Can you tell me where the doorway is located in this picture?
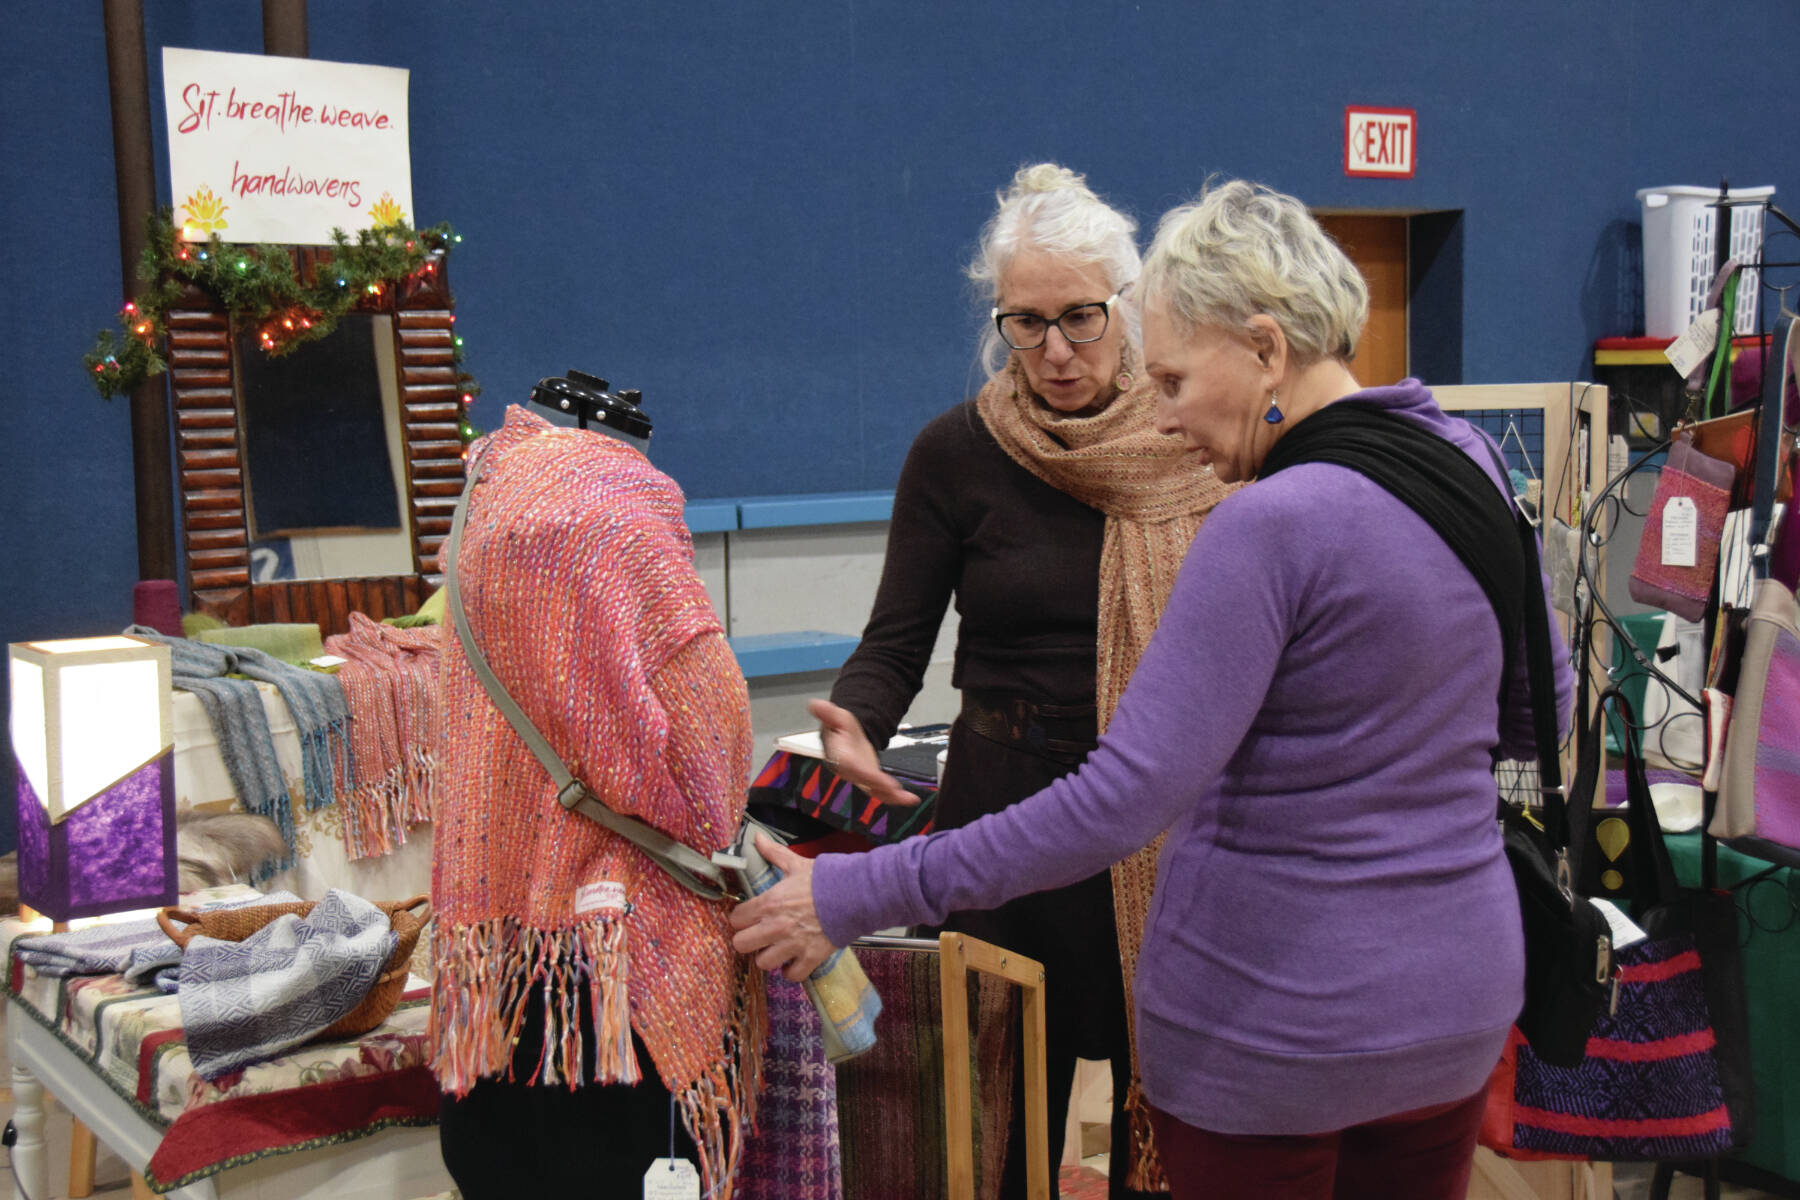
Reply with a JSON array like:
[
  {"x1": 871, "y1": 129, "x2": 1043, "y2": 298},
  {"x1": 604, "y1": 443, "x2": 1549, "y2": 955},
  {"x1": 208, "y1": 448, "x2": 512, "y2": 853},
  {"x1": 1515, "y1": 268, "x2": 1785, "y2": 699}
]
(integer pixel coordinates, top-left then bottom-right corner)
[{"x1": 1315, "y1": 213, "x2": 1409, "y2": 387}]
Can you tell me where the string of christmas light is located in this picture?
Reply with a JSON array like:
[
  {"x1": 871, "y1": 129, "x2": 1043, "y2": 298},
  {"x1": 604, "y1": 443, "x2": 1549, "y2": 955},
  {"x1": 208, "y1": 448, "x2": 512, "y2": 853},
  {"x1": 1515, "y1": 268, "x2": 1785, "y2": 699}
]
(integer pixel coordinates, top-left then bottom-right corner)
[{"x1": 85, "y1": 209, "x2": 481, "y2": 446}]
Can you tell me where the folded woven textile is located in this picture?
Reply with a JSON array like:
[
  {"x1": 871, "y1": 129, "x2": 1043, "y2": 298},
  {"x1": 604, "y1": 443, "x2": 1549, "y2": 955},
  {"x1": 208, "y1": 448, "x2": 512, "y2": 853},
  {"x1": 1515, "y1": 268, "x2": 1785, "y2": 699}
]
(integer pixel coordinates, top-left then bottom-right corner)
[
  {"x1": 194, "y1": 623, "x2": 326, "y2": 666},
  {"x1": 127, "y1": 628, "x2": 350, "y2": 860},
  {"x1": 11, "y1": 890, "x2": 300, "y2": 978},
  {"x1": 322, "y1": 615, "x2": 443, "y2": 859},
  {"x1": 179, "y1": 888, "x2": 396, "y2": 1079}
]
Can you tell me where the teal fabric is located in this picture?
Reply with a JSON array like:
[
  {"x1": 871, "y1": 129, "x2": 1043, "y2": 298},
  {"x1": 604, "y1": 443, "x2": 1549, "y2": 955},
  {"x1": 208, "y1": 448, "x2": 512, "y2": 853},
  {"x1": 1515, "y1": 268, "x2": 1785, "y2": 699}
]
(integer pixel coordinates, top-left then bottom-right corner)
[
  {"x1": 1606, "y1": 613, "x2": 1667, "y2": 755},
  {"x1": 1667, "y1": 833, "x2": 1800, "y2": 1183}
]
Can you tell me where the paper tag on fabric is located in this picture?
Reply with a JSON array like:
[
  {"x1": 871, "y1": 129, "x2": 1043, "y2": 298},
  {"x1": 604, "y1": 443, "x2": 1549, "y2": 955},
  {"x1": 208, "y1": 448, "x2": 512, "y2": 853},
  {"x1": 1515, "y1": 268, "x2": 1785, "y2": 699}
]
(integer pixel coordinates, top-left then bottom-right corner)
[
  {"x1": 644, "y1": 1159, "x2": 700, "y2": 1199},
  {"x1": 575, "y1": 881, "x2": 627, "y2": 916},
  {"x1": 1590, "y1": 897, "x2": 1648, "y2": 951},
  {"x1": 1608, "y1": 435, "x2": 1630, "y2": 483},
  {"x1": 1662, "y1": 496, "x2": 1699, "y2": 567},
  {"x1": 1665, "y1": 308, "x2": 1721, "y2": 377}
]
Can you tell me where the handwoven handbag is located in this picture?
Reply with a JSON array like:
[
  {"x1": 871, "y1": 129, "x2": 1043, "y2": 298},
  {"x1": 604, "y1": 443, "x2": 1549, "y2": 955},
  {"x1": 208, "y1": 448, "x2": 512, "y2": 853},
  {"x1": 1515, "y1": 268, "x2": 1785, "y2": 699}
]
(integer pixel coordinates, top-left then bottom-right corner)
[
  {"x1": 1627, "y1": 435, "x2": 1736, "y2": 623},
  {"x1": 1709, "y1": 578, "x2": 1800, "y2": 846},
  {"x1": 156, "y1": 894, "x2": 431, "y2": 1040},
  {"x1": 1488, "y1": 689, "x2": 1754, "y2": 1161},
  {"x1": 1687, "y1": 406, "x2": 1794, "y2": 513}
]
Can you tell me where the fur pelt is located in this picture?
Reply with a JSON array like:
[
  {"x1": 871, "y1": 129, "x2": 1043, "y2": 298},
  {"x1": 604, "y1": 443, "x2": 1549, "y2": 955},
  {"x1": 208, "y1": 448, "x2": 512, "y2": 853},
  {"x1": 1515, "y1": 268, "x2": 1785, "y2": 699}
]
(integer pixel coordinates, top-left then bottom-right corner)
[{"x1": 0, "y1": 812, "x2": 286, "y2": 913}]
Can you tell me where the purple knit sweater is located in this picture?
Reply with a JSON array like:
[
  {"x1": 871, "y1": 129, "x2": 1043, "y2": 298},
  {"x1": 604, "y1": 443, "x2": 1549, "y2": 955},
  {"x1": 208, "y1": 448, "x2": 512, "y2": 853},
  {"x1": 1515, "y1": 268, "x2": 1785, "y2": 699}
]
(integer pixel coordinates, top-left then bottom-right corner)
[{"x1": 811, "y1": 380, "x2": 1574, "y2": 1135}]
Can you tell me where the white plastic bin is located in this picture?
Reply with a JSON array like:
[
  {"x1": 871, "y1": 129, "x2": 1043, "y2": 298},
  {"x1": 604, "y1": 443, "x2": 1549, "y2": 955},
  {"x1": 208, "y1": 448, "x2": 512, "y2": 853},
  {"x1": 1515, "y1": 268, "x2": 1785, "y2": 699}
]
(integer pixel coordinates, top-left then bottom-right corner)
[{"x1": 1636, "y1": 184, "x2": 1774, "y2": 338}]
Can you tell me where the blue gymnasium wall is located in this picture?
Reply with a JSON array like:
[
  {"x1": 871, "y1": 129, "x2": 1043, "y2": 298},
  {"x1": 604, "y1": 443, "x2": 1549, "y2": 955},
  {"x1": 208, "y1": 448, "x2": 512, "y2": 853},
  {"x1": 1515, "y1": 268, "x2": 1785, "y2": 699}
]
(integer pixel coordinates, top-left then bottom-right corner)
[{"x1": 3, "y1": 0, "x2": 1798, "y2": 851}]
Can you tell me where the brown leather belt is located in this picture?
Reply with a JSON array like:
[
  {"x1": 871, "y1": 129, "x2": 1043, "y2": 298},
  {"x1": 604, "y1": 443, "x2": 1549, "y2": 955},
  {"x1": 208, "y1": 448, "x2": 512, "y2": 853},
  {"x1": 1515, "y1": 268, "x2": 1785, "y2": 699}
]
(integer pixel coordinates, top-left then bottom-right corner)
[{"x1": 958, "y1": 689, "x2": 1099, "y2": 761}]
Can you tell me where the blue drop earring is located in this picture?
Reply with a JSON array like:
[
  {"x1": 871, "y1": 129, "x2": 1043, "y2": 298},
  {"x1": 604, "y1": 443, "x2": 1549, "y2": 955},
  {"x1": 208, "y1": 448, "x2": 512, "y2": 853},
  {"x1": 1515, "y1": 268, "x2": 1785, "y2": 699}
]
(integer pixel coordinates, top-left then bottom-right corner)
[{"x1": 1263, "y1": 387, "x2": 1284, "y2": 424}]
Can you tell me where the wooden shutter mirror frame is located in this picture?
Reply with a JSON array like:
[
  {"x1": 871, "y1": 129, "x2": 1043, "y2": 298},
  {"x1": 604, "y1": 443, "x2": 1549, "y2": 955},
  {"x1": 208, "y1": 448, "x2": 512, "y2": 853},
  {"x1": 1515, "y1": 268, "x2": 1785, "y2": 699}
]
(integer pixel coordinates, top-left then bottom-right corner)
[{"x1": 166, "y1": 246, "x2": 465, "y2": 636}]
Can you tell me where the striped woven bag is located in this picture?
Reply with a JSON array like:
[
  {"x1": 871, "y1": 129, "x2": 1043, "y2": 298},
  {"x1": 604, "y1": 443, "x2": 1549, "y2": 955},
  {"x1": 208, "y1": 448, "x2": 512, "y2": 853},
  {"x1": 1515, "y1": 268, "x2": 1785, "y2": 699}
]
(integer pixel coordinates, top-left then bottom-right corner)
[{"x1": 1486, "y1": 690, "x2": 1752, "y2": 1161}]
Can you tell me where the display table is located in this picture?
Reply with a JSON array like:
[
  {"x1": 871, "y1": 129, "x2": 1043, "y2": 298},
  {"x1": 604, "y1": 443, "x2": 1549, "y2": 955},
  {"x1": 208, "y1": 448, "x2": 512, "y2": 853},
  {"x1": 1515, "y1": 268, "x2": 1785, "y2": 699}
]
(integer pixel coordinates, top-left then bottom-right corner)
[
  {"x1": 172, "y1": 685, "x2": 434, "y2": 907},
  {"x1": 3, "y1": 891, "x2": 450, "y2": 1199}
]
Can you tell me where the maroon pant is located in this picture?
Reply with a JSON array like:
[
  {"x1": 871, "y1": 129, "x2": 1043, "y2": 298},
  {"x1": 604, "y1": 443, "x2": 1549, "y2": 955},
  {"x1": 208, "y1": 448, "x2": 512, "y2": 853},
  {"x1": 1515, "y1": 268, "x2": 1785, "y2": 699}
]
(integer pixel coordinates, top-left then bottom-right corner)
[{"x1": 1148, "y1": 1088, "x2": 1488, "y2": 1200}]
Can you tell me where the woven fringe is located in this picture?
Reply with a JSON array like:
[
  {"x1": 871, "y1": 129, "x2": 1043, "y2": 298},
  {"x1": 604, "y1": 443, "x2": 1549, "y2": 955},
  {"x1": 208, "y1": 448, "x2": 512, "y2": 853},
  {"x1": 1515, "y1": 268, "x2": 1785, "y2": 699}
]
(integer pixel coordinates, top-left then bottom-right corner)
[
  {"x1": 299, "y1": 718, "x2": 352, "y2": 812},
  {"x1": 431, "y1": 916, "x2": 637, "y2": 1096},
  {"x1": 1111, "y1": 833, "x2": 1168, "y2": 1191},
  {"x1": 340, "y1": 749, "x2": 435, "y2": 861},
  {"x1": 431, "y1": 918, "x2": 765, "y2": 1199},
  {"x1": 677, "y1": 969, "x2": 766, "y2": 1200}
]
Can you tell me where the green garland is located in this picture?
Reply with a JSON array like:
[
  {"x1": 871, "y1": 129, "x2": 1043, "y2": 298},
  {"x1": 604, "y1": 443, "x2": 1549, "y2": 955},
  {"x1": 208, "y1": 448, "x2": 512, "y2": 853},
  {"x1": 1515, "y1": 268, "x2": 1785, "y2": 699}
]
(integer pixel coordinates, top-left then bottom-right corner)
[{"x1": 84, "y1": 209, "x2": 481, "y2": 426}]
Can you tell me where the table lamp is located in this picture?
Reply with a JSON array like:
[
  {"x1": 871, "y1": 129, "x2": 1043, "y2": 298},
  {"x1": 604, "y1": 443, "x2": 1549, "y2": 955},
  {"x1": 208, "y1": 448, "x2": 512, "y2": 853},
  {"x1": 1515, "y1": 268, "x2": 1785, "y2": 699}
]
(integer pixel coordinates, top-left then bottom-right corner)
[{"x1": 9, "y1": 635, "x2": 177, "y2": 921}]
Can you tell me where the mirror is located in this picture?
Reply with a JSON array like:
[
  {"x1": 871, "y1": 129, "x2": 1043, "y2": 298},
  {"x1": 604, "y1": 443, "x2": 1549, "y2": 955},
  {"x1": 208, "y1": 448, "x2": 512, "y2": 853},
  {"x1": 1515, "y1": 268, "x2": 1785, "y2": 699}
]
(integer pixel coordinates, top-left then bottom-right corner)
[
  {"x1": 235, "y1": 313, "x2": 414, "y2": 583},
  {"x1": 166, "y1": 248, "x2": 464, "y2": 636}
]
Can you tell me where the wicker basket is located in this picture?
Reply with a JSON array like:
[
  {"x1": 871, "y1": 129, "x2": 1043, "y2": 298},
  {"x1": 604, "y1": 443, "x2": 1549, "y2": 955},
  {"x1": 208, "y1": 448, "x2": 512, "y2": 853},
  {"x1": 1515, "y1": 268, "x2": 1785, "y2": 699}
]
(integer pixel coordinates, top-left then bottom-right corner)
[{"x1": 157, "y1": 894, "x2": 432, "y2": 1040}]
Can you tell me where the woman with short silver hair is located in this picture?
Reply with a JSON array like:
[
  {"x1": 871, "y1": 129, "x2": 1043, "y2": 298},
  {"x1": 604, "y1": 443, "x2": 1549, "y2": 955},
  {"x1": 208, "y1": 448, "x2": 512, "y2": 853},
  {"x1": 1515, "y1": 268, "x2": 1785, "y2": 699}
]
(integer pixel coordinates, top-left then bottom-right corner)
[
  {"x1": 738, "y1": 178, "x2": 1571, "y2": 1198},
  {"x1": 807, "y1": 163, "x2": 1231, "y2": 1197}
]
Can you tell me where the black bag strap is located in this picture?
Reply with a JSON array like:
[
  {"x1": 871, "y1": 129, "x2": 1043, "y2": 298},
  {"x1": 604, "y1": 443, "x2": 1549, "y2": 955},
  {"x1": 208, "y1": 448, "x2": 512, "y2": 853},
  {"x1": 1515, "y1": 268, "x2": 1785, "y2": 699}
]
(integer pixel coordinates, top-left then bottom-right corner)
[
  {"x1": 1259, "y1": 402, "x2": 1567, "y2": 844},
  {"x1": 1569, "y1": 687, "x2": 1683, "y2": 915},
  {"x1": 1473, "y1": 438, "x2": 1570, "y2": 849},
  {"x1": 443, "y1": 469, "x2": 743, "y2": 902}
]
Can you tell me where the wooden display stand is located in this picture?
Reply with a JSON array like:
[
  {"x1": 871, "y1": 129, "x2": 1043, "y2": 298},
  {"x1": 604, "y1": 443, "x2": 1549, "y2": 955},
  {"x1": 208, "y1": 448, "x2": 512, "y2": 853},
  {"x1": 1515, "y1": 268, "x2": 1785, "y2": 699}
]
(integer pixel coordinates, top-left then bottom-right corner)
[{"x1": 940, "y1": 932, "x2": 1049, "y2": 1200}]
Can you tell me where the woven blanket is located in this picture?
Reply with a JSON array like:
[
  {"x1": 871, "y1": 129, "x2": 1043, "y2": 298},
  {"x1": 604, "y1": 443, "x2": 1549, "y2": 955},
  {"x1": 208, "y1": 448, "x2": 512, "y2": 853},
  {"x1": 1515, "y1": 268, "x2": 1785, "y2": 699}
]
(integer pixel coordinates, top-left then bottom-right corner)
[
  {"x1": 14, "y1": 916, "x2": 173, "y2": 977},
  {"x1": 11, "y1": 890, "x2": 301, "y2": 978},
  {"x1": 122, "y1": 890, "x2": 305, "y2": 987},
  {"x1": 735, "y1": 979, "x2": 843, "y2": 1200},
  {"x1": 128, "y1": 629, "x2": 350, "y2": 860},
  {"x1": 836, "y1": 943, "x2": 1016, "y2": 1200},
  {"x1": 180, "y1": 889, "x2": 396, "y2": 1079},
  {"x1": 323, "y1": 615, "x2": 444, "y2": 860}
]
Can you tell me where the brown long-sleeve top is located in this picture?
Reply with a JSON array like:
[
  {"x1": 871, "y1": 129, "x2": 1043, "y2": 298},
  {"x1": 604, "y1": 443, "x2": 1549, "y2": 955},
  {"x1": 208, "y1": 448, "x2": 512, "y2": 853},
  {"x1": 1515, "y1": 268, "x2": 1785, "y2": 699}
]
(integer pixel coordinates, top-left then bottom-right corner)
[{"x1": 829, "y1": 400, "x2": 1105, "y2": 750}]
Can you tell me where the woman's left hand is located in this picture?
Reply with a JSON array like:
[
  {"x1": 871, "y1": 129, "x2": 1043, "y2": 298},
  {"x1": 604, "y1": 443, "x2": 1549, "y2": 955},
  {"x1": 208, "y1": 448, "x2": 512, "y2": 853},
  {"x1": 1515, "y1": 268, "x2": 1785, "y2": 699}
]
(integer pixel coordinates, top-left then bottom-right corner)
[{"x1": 730, "y1": 834, "x2": 837, "y2": 981}]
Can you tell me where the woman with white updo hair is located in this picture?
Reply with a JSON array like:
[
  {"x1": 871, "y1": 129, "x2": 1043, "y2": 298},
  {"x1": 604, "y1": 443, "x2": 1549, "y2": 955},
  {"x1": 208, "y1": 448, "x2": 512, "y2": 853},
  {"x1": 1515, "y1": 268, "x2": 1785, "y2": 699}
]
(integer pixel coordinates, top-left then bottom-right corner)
[
  {"x1": 797, "y1": 164, "x2": 1232, "y2": 1196},
  {"x1": 736, "y1": 177, "x2": 1572, "y2": 1197}
]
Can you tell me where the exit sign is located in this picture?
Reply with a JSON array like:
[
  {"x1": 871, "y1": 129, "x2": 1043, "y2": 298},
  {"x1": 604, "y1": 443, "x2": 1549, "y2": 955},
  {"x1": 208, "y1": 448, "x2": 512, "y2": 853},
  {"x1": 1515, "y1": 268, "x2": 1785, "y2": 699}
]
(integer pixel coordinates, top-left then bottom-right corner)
[{"x1": 1344, "y1": 107, "x2": 1416, "y2": 178}]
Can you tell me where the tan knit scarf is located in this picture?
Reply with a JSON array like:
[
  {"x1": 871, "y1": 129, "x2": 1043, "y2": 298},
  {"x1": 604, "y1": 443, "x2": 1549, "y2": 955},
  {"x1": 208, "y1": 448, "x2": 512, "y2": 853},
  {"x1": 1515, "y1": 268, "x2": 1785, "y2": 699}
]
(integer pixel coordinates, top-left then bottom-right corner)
[{"x1": 977, "y1": 358, "x2": 1236, "y2": 1190}]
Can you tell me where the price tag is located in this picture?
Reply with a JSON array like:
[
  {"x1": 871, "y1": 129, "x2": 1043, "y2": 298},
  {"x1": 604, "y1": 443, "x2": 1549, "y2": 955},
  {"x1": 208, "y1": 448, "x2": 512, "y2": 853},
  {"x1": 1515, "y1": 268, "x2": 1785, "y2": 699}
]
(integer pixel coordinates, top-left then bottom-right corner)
[
  {"x1": 1662, "y1": 496, "x2": 1699, "y2": 567},
  {"x1": 1665, "y1": 308, "x2": 1721, "y2": 377},
  {"x1": 575, "y1": 880, "x2": 627, "y2": 916},
  {"x1": 644, "y1": 1158, "x2": 700, "y2": 1200}
]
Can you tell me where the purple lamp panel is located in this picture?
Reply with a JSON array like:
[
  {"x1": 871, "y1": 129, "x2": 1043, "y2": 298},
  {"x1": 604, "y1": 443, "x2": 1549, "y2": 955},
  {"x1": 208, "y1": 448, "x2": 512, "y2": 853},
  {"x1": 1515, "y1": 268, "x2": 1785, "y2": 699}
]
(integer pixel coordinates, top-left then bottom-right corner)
[{"x1": 15, "y1": 751, "x2": 178, "y2": 920}]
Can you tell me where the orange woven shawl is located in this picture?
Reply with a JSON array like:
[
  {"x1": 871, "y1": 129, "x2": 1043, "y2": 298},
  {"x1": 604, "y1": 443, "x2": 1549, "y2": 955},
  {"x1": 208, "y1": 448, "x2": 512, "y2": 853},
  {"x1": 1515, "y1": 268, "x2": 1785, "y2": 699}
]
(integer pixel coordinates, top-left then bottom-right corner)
[{"x1": 431, "y1": 407, "x2": 761, "y2": 1195}]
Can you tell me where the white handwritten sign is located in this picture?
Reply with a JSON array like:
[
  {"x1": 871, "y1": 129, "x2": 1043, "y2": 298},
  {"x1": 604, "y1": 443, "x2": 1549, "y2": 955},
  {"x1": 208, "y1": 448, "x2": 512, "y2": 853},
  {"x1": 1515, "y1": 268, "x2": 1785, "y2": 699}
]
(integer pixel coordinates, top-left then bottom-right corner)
[{"x1": 163, "y1": 47, "x2": 412, "y2": 245}]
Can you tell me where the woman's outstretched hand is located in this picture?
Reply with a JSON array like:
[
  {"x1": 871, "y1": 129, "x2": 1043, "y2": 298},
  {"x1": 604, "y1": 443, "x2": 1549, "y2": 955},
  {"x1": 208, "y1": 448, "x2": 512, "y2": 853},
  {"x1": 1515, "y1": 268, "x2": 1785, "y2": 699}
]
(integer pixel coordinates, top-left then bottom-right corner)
[
  {"x1": 808, "y1": 698, "x2": 919, "y2": 807},
  {"x1": 730, "y1": 834, "x2": 836, "y2": 981}
]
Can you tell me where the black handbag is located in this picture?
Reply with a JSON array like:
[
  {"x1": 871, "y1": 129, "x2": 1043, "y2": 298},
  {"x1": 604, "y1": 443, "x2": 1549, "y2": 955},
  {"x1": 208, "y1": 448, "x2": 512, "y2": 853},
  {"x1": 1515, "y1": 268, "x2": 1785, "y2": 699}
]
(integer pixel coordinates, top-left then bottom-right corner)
[
  {"x1": 1503, "y1": 685, "x2": 1756, "y2": 1154},
  {"x1": 1492, "y1": 464, "x2": 1617, "y2": 1068}
]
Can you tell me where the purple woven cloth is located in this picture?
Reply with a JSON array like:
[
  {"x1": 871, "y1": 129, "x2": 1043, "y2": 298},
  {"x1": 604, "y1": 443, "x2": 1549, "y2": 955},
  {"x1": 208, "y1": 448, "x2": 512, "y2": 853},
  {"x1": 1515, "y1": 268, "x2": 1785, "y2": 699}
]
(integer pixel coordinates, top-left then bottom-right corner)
[
  {"x1": 1751, "y1": 626, "x2": 1800, "y2": 848},
  {"x1": 734, "y1": 979, "x2": 842, "y2": 1200}
]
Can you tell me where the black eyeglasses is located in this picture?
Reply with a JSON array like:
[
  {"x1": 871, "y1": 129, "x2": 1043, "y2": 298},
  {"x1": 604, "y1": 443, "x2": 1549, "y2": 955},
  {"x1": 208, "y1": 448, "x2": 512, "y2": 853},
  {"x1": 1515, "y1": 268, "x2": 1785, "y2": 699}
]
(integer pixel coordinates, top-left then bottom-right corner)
[{"x1": 991, "y1": 293, "x2": 1120, "y2": 351}]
